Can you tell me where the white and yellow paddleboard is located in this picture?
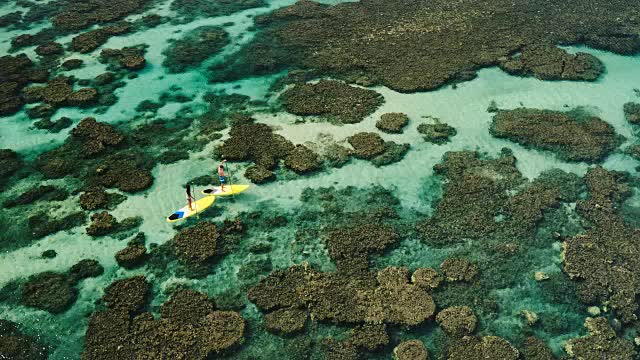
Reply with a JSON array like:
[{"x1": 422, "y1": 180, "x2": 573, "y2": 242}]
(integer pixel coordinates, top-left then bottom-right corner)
[
  {"x1": 202, "y1": 184, "x2": 250, "y2": 196},
  {"x1": 166, "y1": 196, "x2": 216, "y2": 222}
]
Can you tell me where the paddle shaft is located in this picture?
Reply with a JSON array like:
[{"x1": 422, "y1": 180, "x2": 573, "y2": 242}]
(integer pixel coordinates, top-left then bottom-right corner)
[{"x1": 224, "y1": 160, "x2": 235, "y2": 199}]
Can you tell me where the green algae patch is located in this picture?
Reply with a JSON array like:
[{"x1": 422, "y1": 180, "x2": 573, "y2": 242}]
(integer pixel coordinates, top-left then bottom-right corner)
[
  {"x1": 280, "y1": 80, "x2": 384, "y2": 124},
  {"x1": 162, "y1": 26, "x2": 230, "y2": 73},
  {"x1": 490, "y1": 108, "x2": 622, "y2": 163}
]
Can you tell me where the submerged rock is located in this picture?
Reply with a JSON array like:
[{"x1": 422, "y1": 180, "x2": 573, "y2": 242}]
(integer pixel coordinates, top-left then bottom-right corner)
[
  {"x1": 499, "y1": 45, "x2": 604, "y2": 81},
  {"x1": 376, "y1": 113, "x2": 409, "y2": 133},
  {"x1": 490, "y1": 108, "x2": 622, "y2": 162},
  {"x1": 280, "y1": 80, "x2": 384, "y2": 124}
]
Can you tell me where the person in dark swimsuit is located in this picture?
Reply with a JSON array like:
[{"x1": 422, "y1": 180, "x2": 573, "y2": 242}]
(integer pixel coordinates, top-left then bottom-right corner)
[
  {"x1": 186, "y1": 184, "x2": 194, "y2": 211},
  {"x1": 218, "y1": 160, "x2": 227, "y2": 191}
]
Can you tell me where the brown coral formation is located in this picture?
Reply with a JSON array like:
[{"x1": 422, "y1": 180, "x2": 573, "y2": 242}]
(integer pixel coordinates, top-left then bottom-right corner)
[
  {"x1": 163, "y1": 26, "x2": 230, "y2": 73},
  {"x1": 562, "y1": 167, "x2": 640, "y2": 322},
  {"x1": 218, "y1": 120, "x2": 294, "y2": 169},
  {"x1": 412, "y1": 268, "x2": 443, "y2": 289},
  {"x1": 440, "y1": 258, "x2": 478, "y2": 282},
  {"x1": 83, "y1": 286, "x2": 246, "y2": 359},
  {"x1": 394, "y1": 339, "x2": 428, "y2": 360},
  {"x1": 436, "y1": 306, "x2": 477, "y2": 337},
  {"x1": 623, "y1": 102, "x2": 640, "y2": 125},
  {"x1": 0, "y1": 54, "x2": 47, "y2": 116},
  {"x1": 100, "y1": 47, "x2": 147, "y2": 71},
  {"x1": 249, "y1": 264, "x2": 436, "y2": 328},
  {"x1": 244, "y1": 165, "x2": 275, "y2": 183},
  {"x1": 21, "y1": 272, "x2": 76, "y2": 314},
  {"x1": 71, "y1": 117, "x2": 124, "y2": 156},
  {"x1": 348, "y1": 132, "x2": 386, "y2": 160},
  {"x1": 499, "y1": 45, "x2": 604, "y2": 81},
  {"x1": 0, "y1": 320, "x2": 48, "y2": 359},
  {"x1": 490, "y1": 108, "x2": 622, "y2": 162},
  {"x1": 417, "y1": 150, "x2": 522, "y2": 244},
  {"x1": 52, "y1": 0, "x2": 146, "y2": 32},
  {"x1": 214, "y1": 0, "x2": 640, "y2": 91},
  {"x1": 173, "y1": 221, "x2": 222, "y2": 264},
  {"x1": 327, "y1": 224, "x2": 399, "y2": 274},
  {"x1": 115, "y1": 244, "x2": 147, "y2": 269},
  {"x1": 71, "y1": 22, "x2": 132, "y2": 53},
  {"x1": 377, "y1": 113, "x2": 409, "y2": 133},
  {"x1": 19, "y1": 260, "x2": 103, "y2": 314},
  {"x1": 417, "y1": 123, "x2": 457, "y2": 144},
  {"x1": 565, "y1": 317, "x2": 636, "y2": 359},
  {"x1": 280, "y1": 80, "x2": 384, "y2": 124},
  {"x1": 447, "y1": 336, "x2": 519, "y2": 360},
  {"x1": 284, "y1": 144, "x2": 321, "y2": 174},
  {"x1": 264, "y1": 307, "x2": 308, "y2": 335},
  {"x1": 23, "y1": 77, "x2": 100, "y2": 115}
]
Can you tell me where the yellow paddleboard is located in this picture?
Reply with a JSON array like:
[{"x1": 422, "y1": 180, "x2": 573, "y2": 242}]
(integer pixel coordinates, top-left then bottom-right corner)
[
  {"x1": 166, "y1": 196, "x2": 216, "y2": 222},
  {"x1": 202, "y1": 184, "x2": 250, "y2": 196}
]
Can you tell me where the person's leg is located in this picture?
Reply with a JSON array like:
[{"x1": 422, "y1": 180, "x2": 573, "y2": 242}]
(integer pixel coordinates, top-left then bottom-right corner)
[{"x1": 220, "y1": 176, "x2": 225, "y2": 191}]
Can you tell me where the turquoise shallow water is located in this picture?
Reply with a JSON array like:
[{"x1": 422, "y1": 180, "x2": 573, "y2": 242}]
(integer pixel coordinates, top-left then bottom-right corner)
[{"x1": 1, "y1": 0, "x2": 640, "y2": 359}]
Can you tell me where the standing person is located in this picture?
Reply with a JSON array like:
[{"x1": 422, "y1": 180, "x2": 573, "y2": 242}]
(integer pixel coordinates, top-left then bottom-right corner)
[
  {"x1": 218, "y1": 159, "x2": 227, "y2": 192},
  {"x1": 186, "y1": 184, "x2": 194, "y2": 211}
]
